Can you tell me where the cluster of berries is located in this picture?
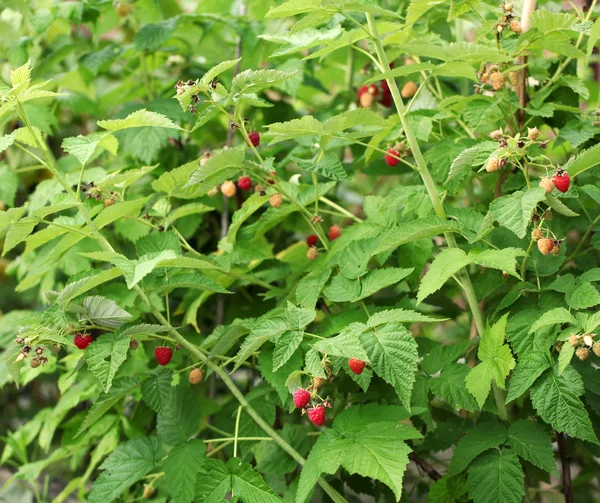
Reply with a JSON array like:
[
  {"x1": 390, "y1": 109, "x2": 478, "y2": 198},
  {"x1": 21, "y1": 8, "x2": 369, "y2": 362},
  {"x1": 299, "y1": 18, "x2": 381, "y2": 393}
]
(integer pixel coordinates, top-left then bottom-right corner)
[
  {"x1": 80, "y1": 182, "x2": 118, "y2": 208},
  {"x1": 384, "y1": 141, "x2": 411, "y2": 167},
  {"x1": 496, "y1": 2, "x2": 522, "y2": 35},
  {"x1": 594, "y1": 108, "x2": 600, "y2": 127},
  {"x1": 485, "y1": 127, "x2": 549, "y2": 173},
  {"x1": 568, "y1": 332, "x2": 600, "y2": 361},
  {"x1": 14, "y1": 336, "x2": 48, "y2": 367},
  {"x1": 531, "y1": 228, "x2": 562, "y2": 256},
  {"x1": 539, "y1": 168, "x2": 571, "y2": 194},
  {"x1": 357, "y1": 79, "x2": 417, "y2": 108},
  {"x1": 306, "y1": 225, "x2": 342, "y2": 260}
]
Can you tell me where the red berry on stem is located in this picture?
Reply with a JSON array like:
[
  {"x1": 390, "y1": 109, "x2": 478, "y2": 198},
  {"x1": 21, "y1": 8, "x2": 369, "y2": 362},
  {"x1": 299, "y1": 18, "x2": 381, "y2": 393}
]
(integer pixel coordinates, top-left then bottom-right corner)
[
  {"x1": 307, "y1": 406, "x2": 326, "y2": 426},
  {"x1": 348, "y1": 358, "x2": 366, "y2": 375},
  {"x1": 247, "y1": 131, "x2": 260, "y2": 147},
  {"x1": 74, "y1": 333, "x2": 93, "y2": 350},
  {"x1": 385, "y1": 149, "x2": 400, "y2": 167},
  {"x1": 328, "y1": 225, "x2": 341, "y2": 241},
  {"x1": 237, "y1": 176, "x2": 252, "y2": 191},
  {"x1": 293, "y1": 389, "x2": 311, "y2": 409},
  {"x1": 306, "y1": 234, "x2": 318, "y2": 247},
  {"x1": 552, "y1": 170, "x2": 570, "y2": 193},
  {"x1": 155, "y1": 346, "x2": 173, "y2": 366}
]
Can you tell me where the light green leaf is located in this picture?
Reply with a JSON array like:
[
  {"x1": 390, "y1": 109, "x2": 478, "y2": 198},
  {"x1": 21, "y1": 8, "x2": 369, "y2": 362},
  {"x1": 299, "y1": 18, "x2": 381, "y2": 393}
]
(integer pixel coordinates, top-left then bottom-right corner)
[
  {"x1": 467, "y1": 449, "x2": 524, "y2": 503},
  {"x1": 363, "y1": 63, "x2": 435, "y2": 85},
  {"x1": 296, "y1": 267, "x2": 332, "y2": 308},
  {"x1": 94, "y1": 197, "x2": 151, "y2": 229},
  {"x1": 417, "y1": 248, "x2": 473, "y2": 304},
  {"x1": 232, "y1": 69, "x2": 297, "y2": 94},
  {"x1": 81, "y1": 296, "x2": 133, "y2": 329},
  {"x1": 88, "y1": 436, "x2": 163, "y2": 503},
  {"x1": 84, "y1": 333, "x2": 130, "y2": 392},
  {"x1": 234, "y1": 315, "x2": 289, "y2": 370},
  {"x1": 165, "y1": 440, "x2": 207, "y2": 503},
  {"x1": 62, "y1": 132, "x2": 117, "y2": 166},
  {"x1": 265, "y1": 0, "x2": 321, "y2": 18},
  {"x1": 313, "y1": 323, "x2": 369, "y2": 360},
  {"x1": 294, "y1": 152, "x2": 350, "y2": 181},
  {"x1": 187, "y1": 147, "x2": 245, "y2": 189},
  {"x1": 421, "y1": 341, "x2": 471, "y2": 375},
  {"x1": 264, "y1": 115, "x2": 325, "y2": 144},
  {"x1": 469, "y1": 247, "x2": 526, "y2": 279},
  {"x1": 566, "y1": 282, "x2": 600, "y2": 309},
  {"x1": 564, "y1": 142, "x2": 600, "y2": 178},
  {"x1": 490, "y1": 188, "x2": 546, "y2": 239},
  {"x1": 529, "y1": 307, "x2": 577, "y2": 334},
  {"x1": 367, "y1": 308, "x2": 445, "y2": 328},
  {"x1": 111, "y1": 250, "x2": 178, "y2": 289},
  {"x1": 97, "y1": 109, "x2": 180, "y2": 132},
  {"x1": 375, "y1": 217, "x2": 461, "y2": 254},
  {"x1": 273, "y1": 330, "x2": 304, "y2": 371}
]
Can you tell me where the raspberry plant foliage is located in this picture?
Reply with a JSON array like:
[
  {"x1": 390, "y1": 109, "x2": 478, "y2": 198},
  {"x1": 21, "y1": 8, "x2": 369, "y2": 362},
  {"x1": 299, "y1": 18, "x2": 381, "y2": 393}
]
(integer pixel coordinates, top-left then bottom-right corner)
[{"x1": 0, "y1": 1, "x2": 600, "y2": 502}]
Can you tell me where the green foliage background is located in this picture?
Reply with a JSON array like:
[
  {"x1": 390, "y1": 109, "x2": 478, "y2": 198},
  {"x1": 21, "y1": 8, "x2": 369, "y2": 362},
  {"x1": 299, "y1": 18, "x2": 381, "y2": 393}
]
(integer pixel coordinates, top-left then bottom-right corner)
[{"x1": 0, "y1": 0, "x2": 599, "y2": 502}]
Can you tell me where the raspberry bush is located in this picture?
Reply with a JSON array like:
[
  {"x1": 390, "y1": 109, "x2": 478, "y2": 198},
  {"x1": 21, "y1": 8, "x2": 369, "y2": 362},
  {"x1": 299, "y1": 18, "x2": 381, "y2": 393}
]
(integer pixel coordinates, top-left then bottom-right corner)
[{"x1": 1, "y1": 1, "x2": 600, "y2": 502}]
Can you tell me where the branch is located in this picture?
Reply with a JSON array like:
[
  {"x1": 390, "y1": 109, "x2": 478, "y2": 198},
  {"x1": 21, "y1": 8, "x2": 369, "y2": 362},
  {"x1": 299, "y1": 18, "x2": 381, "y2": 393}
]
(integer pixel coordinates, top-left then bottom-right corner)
[
  {"x1": 409, "y1": 452, "x2": 442, "y2": 481},
  {"x1": 556, "y1": 432, "x2": 574, "y2": 503},
  {"x1": 517, "y1": 0, "x2": 537, "y2": 125}
]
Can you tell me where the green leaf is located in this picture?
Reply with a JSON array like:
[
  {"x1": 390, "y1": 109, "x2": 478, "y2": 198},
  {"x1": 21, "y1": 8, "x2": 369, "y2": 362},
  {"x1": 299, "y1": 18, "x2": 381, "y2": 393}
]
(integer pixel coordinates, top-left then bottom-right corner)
[
  {"x1": 566, "y1": 282, "x2": 600, "y2": 309},
  {"x1": 545, "y1": 193, "x2": 579, "y2": 217},
  {"x1": 187, "y1": 147, "x2": 245, "y2": 189},
  {"x1": 94, "y1": 197, "x2": 151, "y2": 229},
  {"x1": 564, "y1": 142, "x2": 600, "y2": 178},
  {"x1": 232, "y1": 69, "x2": 297, "y2": 95},
  {"x1": 313, "y1": 324, "x2": 369, "y2": 361},
  {"x1": 417, "y1": 248, "x2": 473, "y2": 304},
  {"x1": 264, "y1": 115, "x2": 325, "y2": 144},
  {"x1": 235, "y1": 315, "x2": 289, "y2": 370},
  {"x1": 0, "y1": 165, "x2": 18, "y2": 207},
  {"x1": 506, "y1": 351, "x2": 551, "y2": 402},
  {"x1": 529, "y1": 307, "x2": 577, "y2": 334},
  {"x1": 467, "y1": 449, "x2": 524, "y2": 503},
  {"x1": 406, "y1": 0, "x2": 447, "y2": 25},
  {"x1": 88, "y1": 436, "x2": 163, "y2": 503},
  {"x1": 111, "y1": 250, "x2": 178, "y2": 289},
  {"x1": 134, "y1": 18, "x2": 177, "y2": 51},
  {"x1": 220, "y1": 192, "x2": 271, "y2": 250},
  {"x1": 531, "y1": 365, "x2": 599, "y2": 444},
  {"x1": 429, "y1": 363, "x2": 479, "y2": 411},
  {"x1": 265, "y1": 0, "x2": 321, "y2": 18},
  {"x1": 81, "y1": 296, "x2": 133, "y2": 329},
  {"x1": 76, "y1": 377, "x2": 139, "y2": 437},
  {"x1": 359, "y1": 323, "x2": 419, "y2": 409},
  {"x1": 62, "y1": 132, "x2": 117, "y2": 166},
  {"x1": 448, "y1": 421, "x2": 507, "y2": 476},
  {"x1": 84, "y1": 333, "x2": 130, "y2": 392},
  {"x1": 506, "y1": 420, "x2": 557, "y2": 474},
  {"x1": 558, "y1": 343, "x2": 576, "y2": 375},
  {"x1": 490, "y1": 188, "x2": 546, "y2": 239},
  {"x1": 58, "y1": 268, "x2": 123, "y2": 306},
  {"x1": 164, "y1": 440, "x2": 207, "y2": 503},
  {"x1": 196, "y1": 458, "x2": 284, "y2": 503},
  {"x1": 141, "y1": 368, "x2": 173, "y2": 413},
  {"x1": 433, "y1": 61, "x2": 478, "y2": 81},
  {"x1": 294, "y1": 152, "x2": 350, "y2": 181},
  {"x1": 273, "y1": 330, "x2": 304, "y2": 371},
  {"x1": 296, "y1": 267, "x2": 332, "y2": 308},
  {"x1": 587, "y1": 16, "x2": 600, "y2": 62},
  {"x1": 97, "y1": 109, "x2": 180, "y2": 132},
  {"x1": 375, "y1": 216, "x2": 461, "y2": 254},
  {"x1": 157, "y1": 383, "x2": 202, "y2": 446},
  {"x1": 363, "y1": 63, "x2": 435, "y2": 84},
  {"x1": 469, "y1": 248, "x2": 526, "y2": 279},
  {"x1": 466, "y1": 315, "x2": 515, "y2": 407},
  {"x1": 422, "y1": 341, "x2": 471, "y2": 375},
  {"x1": 367, "y1": 308, "x2": 445, "y2": 328}
]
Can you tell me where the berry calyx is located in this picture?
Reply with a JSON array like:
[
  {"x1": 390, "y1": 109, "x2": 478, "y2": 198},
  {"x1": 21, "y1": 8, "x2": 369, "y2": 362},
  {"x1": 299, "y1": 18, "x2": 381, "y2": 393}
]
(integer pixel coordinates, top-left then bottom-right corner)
[
  {"x1": 237, "y1": 176, "x2": 253, "y2": 191},
  {"x1": 270, "y1": 193, "x2": 284, "y2": 208},
  {"x1": 221, "y1": 180, "x2": 236, "y2": 197},
  {"x1": 74, "y1": 333, "x2": 93, "y2": 350},
  {"x1": 539, "y1": 177, "x2": 554, "y2": 194},
  {"x1": 385, "y1": 149, "x2": 400, "y2": 167},
  {"x1": 537, "y1": 238, "x2": 554, "y2": 256},
  {"x1": 552, "y1": 170, "x2": 570, "y2": 193},
  {"x1": 155, "y1": 346, "x2": 173, "y2": 366},
  {"x1": 328, "y1": 225, "x2": 341, "y2": 241},
  {"x1": 401, "y1": 81, "x2": 417, "y2": 99},
  {"x1": 306, "y1": 234, "x2": 318, "y2": 247},
  {"x1": 189, "y1": 368, "x2": 204, "y2": 384},
  {"x1": 307, "y1": 406, "x2": 326, "y2": 426},
  {"x1": 247, "y1": 131, "x2": 260, "y2": 147},
  {"x1": 348, "y1": 358, "x2": 366, "y2": 375},
  {"x1": 306, "y1": 246, "x2": 319, "y2": 260},
  {"x1": 293, "y1": 389, "x2": 311, "y2": 409}
]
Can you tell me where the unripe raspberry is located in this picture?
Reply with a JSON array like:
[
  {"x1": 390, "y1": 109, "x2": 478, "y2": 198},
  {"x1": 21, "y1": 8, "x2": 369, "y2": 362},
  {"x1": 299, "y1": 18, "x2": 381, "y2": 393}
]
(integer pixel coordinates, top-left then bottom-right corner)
[
  {"x1": 200, "y1": 153, "x2": 212, "y2": 166},
  {"x1": 207, "y1": 187, "x2": 218, "y2": 197},
  {"x1": 129, "y1": 339, "x2": 139, "y2": 350},
  {"x1": 489, "y1": 129, "x2": 503, "y2": 141},
  {"x1": 583, "y1": 334, "x2": 594, "y2": 347},
  {"x1": 269, "y1": 193, "x2": 283, "y2": 208},
  {"x1": 30, "y1": 357, "x2": 40, "y2": 368},
  {"x1": 539, "y1": 177, "x2": 554, "y2": 194},
  {"x1": 116, "y1": 2, "x2": 130, "y2": 17},
  {"x1": 143, "y1": 484, "x2": 156, "y2": 499},
  {"x1": 104, "y1": 198, "x2": 115, "y2": 208},
  {"x1": 531, "y1": 228, "x2": 544, "y2": 241},
  {"x1": 401, "y1": 81, "x2": 418, "y2": 99},
  {"x1": 490, "y1": 72, "x2": 505, "y2": 91},
  {"x1": 576, "y1": 347, "x2": 590, "y2": 361},
  {"x1": 593, "y1": 342, "x2": 600, "y2": 357},
  {"x1": 221, "y1": 181, "x2": 236, "y2": 197},
  {"x1": 568, "y1": 334, "x2": 580, "y2": 347},
  {"x1": 537, "y1": 238, "x2": 554, "y2": 255},
  {"x1": 485, "y1": 156, "x2": 500, "y2": 172},
  {"x1": 527, "y1": 127, "x2": 540, "y2": 141},
  {"x1": 313, "y1": 376, "x2": 327, "y2": 389},
  {"x1": 510, "y1": 19, "x2": 522, "y2": 33},
  {"x1": 508, "y1": 71, "x2": 518, "y2": 87},
  {"x1": 359, "y1": 91, "x2": 374, "y2": 108},
  {"x1": 306, "y1": 246, "x2": 319, "y2": 260},
  {"x1": 189, "y1": 368, "x2": 204, "y2": 384},
  {"x1": 551, "y1": 243, "x2": 561, "y2": 256},
  {"x1": 254, "y1": 184, "x2": 266, "y2": 193},
  {"x1": 503, "y1": 2, "x2": 513, "y2": 12}
]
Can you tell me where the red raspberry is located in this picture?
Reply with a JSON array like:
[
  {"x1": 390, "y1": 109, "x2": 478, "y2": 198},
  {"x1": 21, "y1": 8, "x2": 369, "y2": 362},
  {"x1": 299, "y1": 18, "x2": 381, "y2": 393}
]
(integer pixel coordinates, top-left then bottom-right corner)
[
  {"x1": 328, "y1": 225, "x2": 341, "y2": 241},
  {"x1": 247, "y1": 131, "x2": 260, "y2": 147},
  {"x1": 293, "y1": 389, "x2": 311, "y2": 409},
  {"x1": 379, "y1": 81, "x2": 393, "y2": 107},
  {"x1": 237, "y1": 176, "x2": 252, "y2": 191},
  {"x1": 154, "y1": 346, "x2": 173, "y2": 366},
  {"x1": 307, "y1": 406, "x2": 326, "y2": 426},
  {"x1": 306, "y1": 234, "x2": 318, "y2": 247},
  {"x1": 74, "y1": 333, "x2": 93, "y2": 350},
  {"x1": 552, "y1": 170, "x2": 570, "y2": 193},
  {"x1": 385, "y1": 149, "x2": 400, "y2": 167},
  {"x1": 348, "y1": 358, "x2": 366, "y2": 375}
]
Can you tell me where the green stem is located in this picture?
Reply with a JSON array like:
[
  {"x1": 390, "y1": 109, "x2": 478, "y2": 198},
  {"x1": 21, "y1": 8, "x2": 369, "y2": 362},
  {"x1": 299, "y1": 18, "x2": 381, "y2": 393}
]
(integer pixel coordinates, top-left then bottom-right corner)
[
  {"x1": 319, "y1": 197, "x2": 363, "y2": 223},
  {"x1": 365, "y1": 13, "x2": 485, "y2": 337},
  {"x1": 233, "y1": 406, "x2": 243, "y2": 457}
]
